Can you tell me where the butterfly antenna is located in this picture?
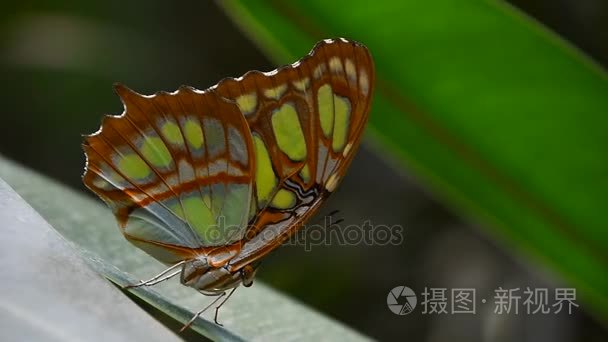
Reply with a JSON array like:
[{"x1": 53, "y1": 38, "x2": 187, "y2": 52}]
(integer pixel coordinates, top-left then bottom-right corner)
[
  {"x1": 329, "y1": 209, "x2": 344, "y2": 224},
  {"x1": 329, "y1": 210, "x2": 344, "y2": 228},
  {"x1": 332, "y1": 218, "x2": 345, "y2": 226},
  {"x1": 309, "y1": 209, "x2": 341, "y2": 226}
]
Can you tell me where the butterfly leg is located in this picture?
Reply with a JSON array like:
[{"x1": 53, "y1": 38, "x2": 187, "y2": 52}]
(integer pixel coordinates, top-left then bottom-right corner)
[
  {"x1": 124, "y1": 261, "x2": 185, "y2": 289},
  {"x1": 179, "y1": 292, "x2": 226, "y2": 333},
  {"x1": 214, "y1": 286, "x2": 238, "y2": 326}
]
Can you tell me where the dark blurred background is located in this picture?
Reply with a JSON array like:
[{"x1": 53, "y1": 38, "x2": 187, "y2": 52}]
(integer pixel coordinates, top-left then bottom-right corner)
[{"x1": 1, "y1": 1, "x2": 607, "y2": 341}]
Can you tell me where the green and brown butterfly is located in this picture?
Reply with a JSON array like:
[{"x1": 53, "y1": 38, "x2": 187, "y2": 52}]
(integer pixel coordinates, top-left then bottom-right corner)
[{"x1": 82, "y1": 38, "x2": 374, "y2": 328}]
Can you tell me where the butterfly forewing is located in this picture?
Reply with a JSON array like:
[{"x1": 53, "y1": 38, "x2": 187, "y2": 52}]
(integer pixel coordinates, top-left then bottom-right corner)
[{"x1": 214, "y1": 38, "x2": 374, "y2": 270}]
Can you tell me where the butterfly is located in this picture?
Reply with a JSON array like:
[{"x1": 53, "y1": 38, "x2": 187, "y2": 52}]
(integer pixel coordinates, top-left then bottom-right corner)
[{"x1": 82, "y1": 38, "x2": 374, "y2": 328}]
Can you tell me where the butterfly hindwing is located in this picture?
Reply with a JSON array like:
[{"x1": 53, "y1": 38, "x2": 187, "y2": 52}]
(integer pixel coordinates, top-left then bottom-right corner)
[{"x1": 83, "y1": 85, "x2": 256, "y2": 263}]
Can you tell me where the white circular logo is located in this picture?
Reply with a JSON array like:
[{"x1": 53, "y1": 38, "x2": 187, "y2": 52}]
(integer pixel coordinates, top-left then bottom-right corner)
[{"x1": 387, "y1": 286, "x2": 417, "y2": 315}]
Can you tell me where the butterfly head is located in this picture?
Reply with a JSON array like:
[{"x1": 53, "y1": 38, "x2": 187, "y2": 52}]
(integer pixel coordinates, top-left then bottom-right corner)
[{"x1": 240, "y1": 262, "x2": 260, "y2": 287}]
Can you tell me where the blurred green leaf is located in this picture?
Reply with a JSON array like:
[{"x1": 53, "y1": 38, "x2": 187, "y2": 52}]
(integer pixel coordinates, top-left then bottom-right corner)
[
  {"x1": 0, "y1": 156, "x2": 371, "y2": 341},
  {"x1": 220, "y1": 0, "x2": 608, "y2": 320}
]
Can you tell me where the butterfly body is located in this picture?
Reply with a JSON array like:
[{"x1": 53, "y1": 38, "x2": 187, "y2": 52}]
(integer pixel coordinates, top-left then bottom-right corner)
[{"x1": 83, "y1": 38, "x2": 374, "y2": 299}]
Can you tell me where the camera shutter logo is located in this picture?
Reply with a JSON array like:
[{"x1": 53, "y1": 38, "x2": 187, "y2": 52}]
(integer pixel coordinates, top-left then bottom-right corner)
[{"x1": 387, "y1": 286, "x2": 417, "y2": 315}]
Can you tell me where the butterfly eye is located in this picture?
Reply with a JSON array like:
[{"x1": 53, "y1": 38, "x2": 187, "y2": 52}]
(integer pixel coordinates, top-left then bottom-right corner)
[{"x1": 240, "y1": 264, "x2": 257, "y2": 287}]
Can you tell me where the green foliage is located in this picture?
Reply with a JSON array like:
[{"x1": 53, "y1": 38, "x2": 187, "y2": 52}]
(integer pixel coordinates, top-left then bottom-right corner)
[{"x1": 220, "y1": 0, "x2": 608, "y2": 321}]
